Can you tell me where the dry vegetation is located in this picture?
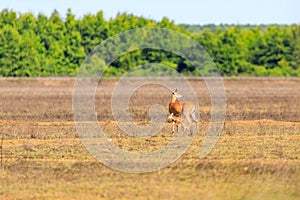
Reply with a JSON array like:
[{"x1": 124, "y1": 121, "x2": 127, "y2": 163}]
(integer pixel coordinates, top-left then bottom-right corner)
[{"x1": 0, "y1": 77, "x2": 299, "y2": 199}]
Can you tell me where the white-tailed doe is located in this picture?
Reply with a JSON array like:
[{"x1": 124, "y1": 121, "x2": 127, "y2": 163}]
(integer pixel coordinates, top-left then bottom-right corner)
[{"x1": 168, "y1": 89, "x2": 198, "y2": 134}]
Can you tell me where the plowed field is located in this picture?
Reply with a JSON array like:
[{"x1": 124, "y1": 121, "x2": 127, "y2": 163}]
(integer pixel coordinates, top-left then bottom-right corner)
[{"x1": 0, "y1": 78, "x2": 299, "y2": 199}]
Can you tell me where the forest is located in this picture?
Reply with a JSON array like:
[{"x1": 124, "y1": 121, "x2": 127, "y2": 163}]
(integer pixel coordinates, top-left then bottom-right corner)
[{"x1": 0, "y1": 8, "x2": 299, "y2": 77}]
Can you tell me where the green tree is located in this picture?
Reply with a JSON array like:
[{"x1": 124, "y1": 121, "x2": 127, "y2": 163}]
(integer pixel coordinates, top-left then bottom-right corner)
[
  {"x1": 17, "y1": 30, "x2": 43, "y2": 76},
  {"x1": 212, "y1": 27, "x2": 247, "y2": 76},
  {"x1": 291, "y1": 25, "x2": 300, "y2": 73},
  {"x1": 78, "y1": 11, "x2": 108, "y2": 54},
  {"x1": 43, "y1": 10, "x2": 66, "y2": 75},
  {"x1": 0, "y1": 9, "x2": 17, "y2": 28},
  {"x1": 62, "y1": 9, "x2": 86, "y2": 75},
  {"x1": 0, "y1": 25, "x2": 21, "y2": 76},
  {"x1": 17, "y1": 13, "x2": 36, "y2": 34},
  {"x1": 248, "y1": 26, "x2": 295, "y2": 76},
  {"x1": 252, "y1": 27, "x2": 290, "y2": 69}
]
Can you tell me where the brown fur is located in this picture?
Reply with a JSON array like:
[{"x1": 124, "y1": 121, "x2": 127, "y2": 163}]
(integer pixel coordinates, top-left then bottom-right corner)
[{"x1": 169, "y1": 102, "x2": 182, "y2": 117}]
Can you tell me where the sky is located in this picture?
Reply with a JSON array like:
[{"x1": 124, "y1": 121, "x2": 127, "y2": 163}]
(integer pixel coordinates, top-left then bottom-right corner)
[{"x1": 0, "y1": 0, "x2": 299, "y2": 25}]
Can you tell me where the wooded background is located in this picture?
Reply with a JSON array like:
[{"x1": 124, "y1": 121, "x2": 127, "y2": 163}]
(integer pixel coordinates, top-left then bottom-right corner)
[{"x1": 0, "y1": 9, "x2": 299, "y2": 77}]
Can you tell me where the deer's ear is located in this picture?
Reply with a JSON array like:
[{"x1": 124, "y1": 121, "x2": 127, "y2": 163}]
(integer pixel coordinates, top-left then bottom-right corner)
[
  {"x1": 176, "y1": 93, "x2": 183, "y2": 99},
  {"x1": 174, "y1": 88, "x2": 177, "y2": 92}
]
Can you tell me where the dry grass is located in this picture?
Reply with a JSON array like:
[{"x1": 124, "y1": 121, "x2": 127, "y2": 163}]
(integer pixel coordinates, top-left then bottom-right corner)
[{"x1": 0, "y1": 78, "x2": 299, "y2": 199}]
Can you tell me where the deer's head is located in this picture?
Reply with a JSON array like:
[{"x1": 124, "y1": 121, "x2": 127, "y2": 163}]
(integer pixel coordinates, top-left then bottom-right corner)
[{"x1": 171, "y1": 89, "x2": 183, "y2": 101}]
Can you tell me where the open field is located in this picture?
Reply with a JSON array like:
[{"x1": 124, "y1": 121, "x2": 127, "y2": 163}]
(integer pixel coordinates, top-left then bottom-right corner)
[{"x1": 0, "y1": 77, "x2": 299, "y2": 199}]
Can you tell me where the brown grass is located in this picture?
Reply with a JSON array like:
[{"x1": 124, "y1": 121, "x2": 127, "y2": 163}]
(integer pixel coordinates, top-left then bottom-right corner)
[{"x1": 0, "y1": 77, "x2": 299, "y2": 199}]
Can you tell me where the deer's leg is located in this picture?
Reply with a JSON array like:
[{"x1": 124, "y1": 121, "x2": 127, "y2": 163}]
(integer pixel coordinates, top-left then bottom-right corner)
[{"x1": 172, "y1": 121, "x2": 175, "y2": 133}]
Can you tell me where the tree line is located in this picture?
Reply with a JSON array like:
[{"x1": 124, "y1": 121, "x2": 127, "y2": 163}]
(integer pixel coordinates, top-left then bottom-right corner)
[{"x1": 0, "y1": 8, "x2": 299, "y2": 77}]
